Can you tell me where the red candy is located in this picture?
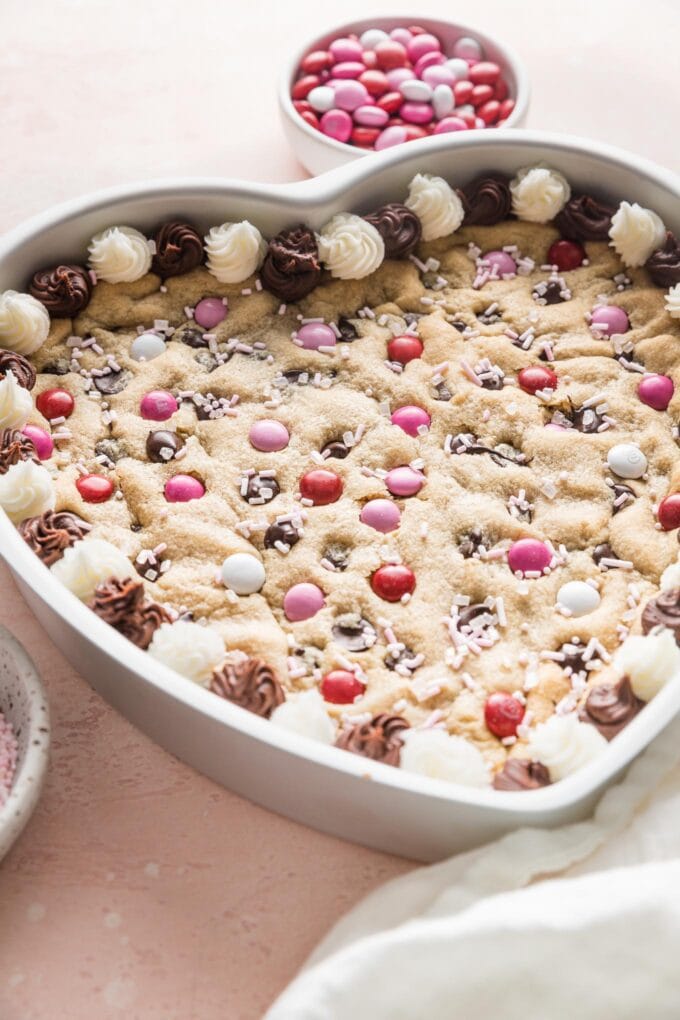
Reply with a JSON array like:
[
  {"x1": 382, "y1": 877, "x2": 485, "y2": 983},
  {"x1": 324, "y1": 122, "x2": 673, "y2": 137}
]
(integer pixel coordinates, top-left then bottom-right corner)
[
  {"x1": 301, "y1": 50, "x2": 332, "y2": 74},
  {"x1": 469, "y1": 61, "x2": 501, "y2": 85},
  {"x1": 387, "y1": 335, "x2": 424, "y2": 364},
  {"x1": 494, "y1": 77, "x2": 509, "y2": 101},
  {"x1": 453, "y1": 80, "x2": 474, "y2": 104},
  {"x1": 471, "y1": 83, "x2": 494, "y2": 106},
  {"x1": 377, "y1": 91, "x2": 403, "y2": 113},
  {"x1": 359, "y1": 69, "x2": 389, "y2": 96},
  {"x1": 374, "y1": 40, "x2": 408, "y2": 70},
  {"x1": 299, "y1": 469, "x2": 343, "y2": 505},
  {"x1": 321, "y1": 670, "x2": 366, "y2": 704},
  {"x1": 371, "y1": 564, "x2": 416, "y2": 602},
  {"x1": 499, "y1": 98, "x2": 516, "y2": 119},
  {"x1": 484, "y1": 692, "x2": 525, "y2": 739},
  {"x1": 351, "y1": 126, "x2": 380, "y2": 147},
  {"x1": 547, "y1": 239, "x2": 587, "y2": 271},
  {"x1": 477, "y1": 100, "x2": 500, "y2": 125},
  {"x1": 36, "y1": 388, "x2": 74, "y2": 421},
  {"x1": 76, "y1": 474, "x2": 114, "y2": 503},
  {"x1": 518, "y1": 365, "x2": 558, "y2": 395},
  {"x1": 658, "y1": 493, "x2": 680, "y2": 531},
  {"x1": 292, "y1": 75, "x2": 320, "y2": 101}
]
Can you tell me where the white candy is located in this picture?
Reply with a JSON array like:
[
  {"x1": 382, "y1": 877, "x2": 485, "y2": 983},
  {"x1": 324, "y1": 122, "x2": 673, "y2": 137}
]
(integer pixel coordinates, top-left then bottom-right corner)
[
  {"x1": 220, "y1": 553, "x2": 265, "y2": 595},
  {"x1": 307, "y1": 85, "x2": 336, "y2": 113},
  {"x1": 399, "y1": 79, "x2": 432, "y2": 103},
  {"x1": 130, "y1": 332, "x2": 167, "y2": 362},
  {"x1": 359, "y1": 28, "x2": 389, "y2": 49},
  {"x1": 556, "y1": 581, "x2": 601, "y2": 617},
  {"x1": 445, "y1": 58, "x2": 469, "y2": 80},
  {"x1": 432, "y1": 83, "x2": 454, "y2": 119},
  {"x1": 452, "y1": 36, "x2": 483, "y2": 61},
  {"x1": 607, "y1": 443, "x2": 647, "y2": 479}
]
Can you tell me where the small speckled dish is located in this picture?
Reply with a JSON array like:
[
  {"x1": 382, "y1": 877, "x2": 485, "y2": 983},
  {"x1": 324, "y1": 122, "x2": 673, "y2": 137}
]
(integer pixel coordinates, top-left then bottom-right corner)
[{"x1": 0, "y1": 626, "x2": 50, "y2": 862}]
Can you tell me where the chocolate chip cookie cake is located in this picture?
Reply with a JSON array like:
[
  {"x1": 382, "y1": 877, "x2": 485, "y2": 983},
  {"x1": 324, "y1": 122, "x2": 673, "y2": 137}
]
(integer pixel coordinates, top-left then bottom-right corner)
[{"x1": 2, "y1": 165, "x2": 680, "y2": 792}]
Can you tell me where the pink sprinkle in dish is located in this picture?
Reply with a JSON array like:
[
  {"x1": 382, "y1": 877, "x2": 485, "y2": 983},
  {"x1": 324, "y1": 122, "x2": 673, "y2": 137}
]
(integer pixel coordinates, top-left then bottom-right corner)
[{"x1": 0, "y1": 710, "x2": 18, "y2": 806}]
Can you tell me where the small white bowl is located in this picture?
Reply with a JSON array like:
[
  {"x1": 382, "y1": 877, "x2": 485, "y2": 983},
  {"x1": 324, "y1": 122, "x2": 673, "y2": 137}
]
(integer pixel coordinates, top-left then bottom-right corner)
[
  {"x1": 279, "y1": 16, "x2": 530, "y2": 175},
  {"x1": 0, "y1": 626, "x2": 50, "y2": 862}
]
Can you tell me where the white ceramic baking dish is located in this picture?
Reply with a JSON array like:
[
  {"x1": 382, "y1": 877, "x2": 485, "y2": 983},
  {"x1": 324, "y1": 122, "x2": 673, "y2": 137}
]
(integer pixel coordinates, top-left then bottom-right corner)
[{"x1": 2, "y1": 132, "x2": 679, "y2": 862}]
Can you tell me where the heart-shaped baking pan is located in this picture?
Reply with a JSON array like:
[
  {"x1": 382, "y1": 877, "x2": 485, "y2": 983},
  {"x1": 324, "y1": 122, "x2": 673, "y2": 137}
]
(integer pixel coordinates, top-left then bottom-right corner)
[{"x1": 2, "y1": 131, "x2": 679, "y2": 862}]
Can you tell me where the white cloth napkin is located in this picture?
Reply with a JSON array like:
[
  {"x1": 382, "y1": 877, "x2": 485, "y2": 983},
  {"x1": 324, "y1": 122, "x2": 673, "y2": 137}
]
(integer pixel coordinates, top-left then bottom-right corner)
[{"x1": 267, "y1": 715, "x2": 680, "y2": 1019}]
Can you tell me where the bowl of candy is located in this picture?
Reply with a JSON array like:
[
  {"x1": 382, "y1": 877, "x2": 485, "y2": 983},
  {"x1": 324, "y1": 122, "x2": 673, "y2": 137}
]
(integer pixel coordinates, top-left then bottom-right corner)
[
  {"x1": 279, "y1": 16, "x2": 529, "y2": 175},
  {"x1": 0, "y1": 626, "x2": 50, "y2": 862}
]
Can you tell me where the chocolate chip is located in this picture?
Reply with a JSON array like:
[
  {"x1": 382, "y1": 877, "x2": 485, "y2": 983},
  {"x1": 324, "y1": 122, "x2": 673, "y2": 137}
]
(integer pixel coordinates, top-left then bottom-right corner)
[
  {"x1": 94, "y1": 370, "x2": 131, "y2": 395},
  {"x1": 146, "y1": 430, "x2": 184, "y2": 463},
  {"x1": 457, "y1": 603, "x2": 492, "y2": 630},
  {"x1": 337, "y1": 317, "x2": 358, "y2": 341},
  {"x1": 612, "y1": 483, "x2": 635, "y2": 514},
  {"x1": 458, "y1": 528, "x2": 484, "y2": 558},
  {"x1": 433, "y1": 381, "x2": 452, "y2": 401},
  {"x1": 180, "y1": 327, "x2": 209, "y2": 348},
  {"x1": 41, "y1": 358, "x2": 71, "y2": 376},
  {"x1": 264, "y1": 521, "x2": 300, "y2": 550},
  {"x1": 243, "y1": 474, "x2": 280, "y2": 505},
  {"x1": 194, "y1": 351, "x2": 219, "y2": 372},
  {"x1": 322, "y1": 543, "x2": 349, "y2": 571},
  {"x1": 593, "y1": 542, "x2": 615, "y2": 565},
  {"x1": 385, "y1": 644, "x2": 418, "y2": 672},
  {"x1": 322, "y1": 439, "x2": 350, "y2": 459},
  {"x1": 534, "y1": 279, "x2": 567, "y2": 305},
  {"x1": 450, "y1": 320, "x2": 467, "y2": 333},
  {"x1": 94, "y1": 438, "x2": 128, "y2": 463},
  {"x1": 332, "y1": 614, "x2": 376, "y2": 652}
]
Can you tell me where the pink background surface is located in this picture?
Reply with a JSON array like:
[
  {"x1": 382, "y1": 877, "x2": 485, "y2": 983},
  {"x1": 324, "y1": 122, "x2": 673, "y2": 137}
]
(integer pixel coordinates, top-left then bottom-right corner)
[{"x1": 0, "y1": 1, "x2": 677, "y2": 1016}]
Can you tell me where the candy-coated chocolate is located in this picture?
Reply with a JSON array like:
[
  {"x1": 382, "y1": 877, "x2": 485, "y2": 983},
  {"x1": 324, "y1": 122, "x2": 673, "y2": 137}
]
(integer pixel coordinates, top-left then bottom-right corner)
[
  {"x1": 360, "y1": 498, "x2": 401, "y2": 533},
  {"x1": 296, "y1": 322, "x2": 337, "y2": 350},
  {"x1": 164, "y1": 474, "x2": 205, "y2": 502},
  {"x1": 140, "y1": 390, "x2": 178, "y2": 421},
  {"x1": 422, "y1": 65, "x2": 456, "y2": 89},
  {"x1": 658, "y1": 493, "x2": 680, "y2": 531},
  {"x1": 21, "y1": 425, "x2": 53, "y2": 460},
  {"x1": 359, "y1": 28, "x2": 389, "y2": 50},
  {"x1": 433, "y1": 116, "x2": 468, "y2": 134},
  {"x1": 249, "y1": 419, "x2": 290, "y2": 452},
  {"x1": 36, "y1": 388, "x2": 74, "y2": 421},
  {"x1": 453, "y1": 80, "x2": 474, "y2": 104},
  {"x1": 452, "y1": 36, "x2": 483, "y2": 60},
  {"x1": 353, "y1": 104, "x2": 389, "y2": 128},
  {"x1": 606, "y1": 443, "x2": 647, "y2": 479},
  {"x1": 590, "y1": 304, "x2": 629, "y2": 336},
  {"x1": 334, "y1": 80, "x2": 369, "y2": 110},
  {"x1": 387, "y1": 334, "x2": 423, "y2": 363},
  {"x1": 377, "y1": 91, "x2": 404, "y2": 113},
  {"x1": 283, "y1": 582, "x2": 326, "y2": 621},
  {"x1": 499, "y1": 98, "x2": 515, "y2": 119},
  {"x1": 320, "y1": 670, "x2": 366, "y2": 704},
  {"x1": 399, "y1": 79, "x2": 432, "y2": 103},
  {"x1": 413, "y1": 51, "x2": 444, "y2": 77},
  {"x1": 301, "y1": 50, "x2": 332, "y2": 75},
  {"x1": 483, "y1": 250, "x2": 517, "y2": 276},
  {"x1": 390, "y1": 405, "x2": 431, "y2": 435},
  {"x1": 385, "y1": 466, "x2": 424, "y2": 496},
  {"x1": 556, "y1": 580, "x2": 601, "y2": 617},
  {"x1": 292, "y1": 75, "x2": 320, "y2": 101},
  {"x1": 374, "y1": 40, "x2": 408, "y2": 70},
  {"x1": 431, "y1": 83, "x2": 455, "y2": 118},
  {"x1": 485, "y1": 691, "x2": 524, "y2": 738},
  {"x1": 375, "y1": 125, "x2": 408, "y2": 150},
  {"x1": 406, "y1": 32, "x2": 441, "y2": 62},
  {"x1": 300, "y1": 110, "x2": 320, "y2": 130},
  {"x1": 400, "y1": 101, "x2": 434, "y2": 124},
  {"x1": 371, "y1": 563, "x2": 416, "y2": 602},
  {"x1": 329, "y1": 37, "x2": 363, "y2": 63},
  {"x1": 494, "y1": 76, "x2": 509, "y2": 101},
  {"x1": 469, "y1": 61, "x2": 501, "y2": 85},
  {"x1": 507, "y1": 538, "x2": 552, "y2": 574},
  {"x1": 547, "y1": 239, "x2": 586, "y2": 271},
  {"x1": 390, "y1": 27, "x2": 412, "y2": 46},
  {"x1": 637, "y1": 373, "x2": 674, "y2": 411},
  {"x1": 320, "y1": 108, "x2": 353, "y2": 142},
  {"x1": 471, "y1": 83, "x2": 494, "y2": 106},
  {"x1": 351, "y1": 126, "x2": 380, "y2": 147},
  {"x1": 300, "y1": 469, "x2": 343, "y2": 505},
  {"x1": 386, "y1": 68, "x2": 415, "y2": 89},
  {"x1": 76, "y1": 474, "x2": 114, "y2": 503},
  {"x1": 445, "y1": 57, "x2": 469, "y2": 79},
  {"x1": 131, "y1": 332, "x2": 166, "y2": 362},
  {"x1": 307, "y1": 85, "x2": 336, "y2": 112},
  {"x1": 194, "y1": 297, "x2": 228, "y2": 330},
  {"x1": 518, "y1": 365, "x2": 558, "y2": 394},
  {"x1": 477, "y1": 100, "x2": 500, "y2": 125},
  {"x1": 220, "y1": 553, "x2": 265, "y2": 595},
  {"x1": 358, "y1": 69, "x2": 389, "y2": 96}
]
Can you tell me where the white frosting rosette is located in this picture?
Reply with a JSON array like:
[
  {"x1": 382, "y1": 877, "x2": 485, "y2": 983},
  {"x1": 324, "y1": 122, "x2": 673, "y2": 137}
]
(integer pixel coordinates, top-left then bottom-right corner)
[
  {"x1": 270, "y1": 689, "x2": 336, "y2": 743},
  {"x1": 148, "y1": 620, "x2": 225, "y2": 685},
  {"x1": 614, "y1": 629, "x2": 680, "y2": 701},
  {"x1": 660, "y1": 558, "x2": 680, "y2": 591},
  {"x1": 0, "y1": 460, "x2": 55, "y2": 523},
  {"x1": 665, "y1": 283, "x2": 680, "y2": 319},
  {"x1": 404, "y1": 173, "x2": 464, "y2": 241},
  {"x1": 509, "y1": 165, "x2": 571, "y2": 223},
  {"x1": 0, "y1": 290, "x2": 50, "y2": 355},
  {"x1": 51, "y1": 538, "x2": 134, "y2": 601},
  {"x1": 316, "y1": 213, "x2": 384, "y2": 279},
  {"x1": 526, "y1": 714, "x2": 607, "y2": 781},
  {"x1": 400, "y1": 729, "x2": 490, "y2": 786},
  {"x1": 87, "y1": 226, "x2": 152, "y2": 284},
  {"x1": 609, "y1": 201, "x2": 666, "y2": 267},
  {"x1": 0, "y1": 370, "x2": 33, "y2": 429},
  {"x1": 204, "y1": 221, "x2": 267, "y2": 283}
]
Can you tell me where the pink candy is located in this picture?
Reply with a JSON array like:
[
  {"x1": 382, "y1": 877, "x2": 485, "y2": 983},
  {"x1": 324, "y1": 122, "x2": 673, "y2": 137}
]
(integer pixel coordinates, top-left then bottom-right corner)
[
  {"x1": 590, "y1": 305, "x2": 629, "y2": 336},
  {"x1": 283, "y1": 582, "x2": 326, "y2": 622},
  {"x1": 390, "y1": 405, "x2": 431, "y2": 436},
  {"x1": 407, "y1": 33, "x2": 441, "y2": 62},
  {"x1": 21, "y1": 424, "x2": 53, "y2": 460},
  {"x1": 194, "y1": 297, "x2": 227, "y2": 330},
  {"x1": 249, "y1": 419, "x2": 290, "y2": 452},
  {"x1": 483, "y1": 250, "x2": 517, "y2": 276},
  {"x1": 329, "y1": 37, "x2": 363, "y2": 63},
  {"x1": 421, "y1": 65, "x2": 456, "y2": 88},
  {"x1": 507, "y1": 538, "x2": 552, "y2": 575},
  {"x1": 400, "y1": 101, "x2": 433, "y2": 124},
  {"x1": 360, "y1": 498, "x2": 401, "y2": 533},
  {"x1": 320, "y1": 109, "x2": 353, "y2": 142},
  {"x1": 385, "y1": 466, "x2": 424, "y2": 496},
  {"x1": 296, "y1": 322, "x2": 337, "y2": 350},
  {"x1": 433, "y1": 116, "x2": 468, "y2": 134},
  {"x1": 353, "y1": 104, "x2": 389, "y2": 127},
  {"x1": 334, "y1": 80, "x2": 369, "y2": 110},
  {"x1": 637, "y1": 373, "x2": 674, "y2": 411},
  {"x1": 164, "y1": 474, "x2": 205, "y2": 503},
  {"x1": 140, "y1": 390, "x2": 178, "y2": 421},
  {"x1": 375, "y1": 125, "x2": 408, "y2": 150}
]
